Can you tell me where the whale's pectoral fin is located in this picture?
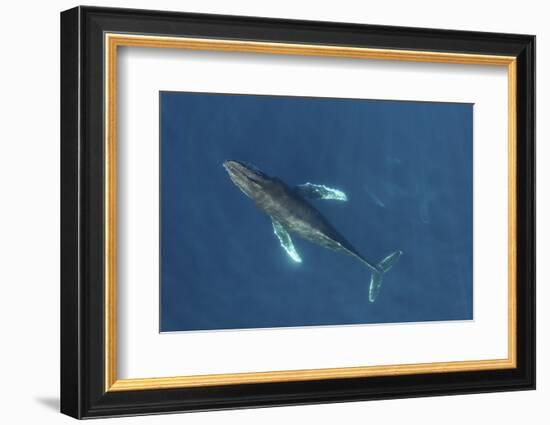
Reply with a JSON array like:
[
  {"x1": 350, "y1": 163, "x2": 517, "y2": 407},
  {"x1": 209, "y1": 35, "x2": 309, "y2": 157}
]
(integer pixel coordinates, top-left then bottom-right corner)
[
  {"x1": 295, "y1": 183, "x2": 348, "y2": 201},
  {"x1": 271, "y1": 219, "x2": 302, "y2": 263}
]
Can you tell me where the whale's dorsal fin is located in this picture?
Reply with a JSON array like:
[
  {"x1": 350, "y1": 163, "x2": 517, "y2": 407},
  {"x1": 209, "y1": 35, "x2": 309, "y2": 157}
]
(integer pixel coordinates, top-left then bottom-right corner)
[
  {"x1": 295, "y1": 183, "x2": 348, "y2": 201},
  {"x1": 271, "y1": 219, "x2": 302, "y2": 263}
]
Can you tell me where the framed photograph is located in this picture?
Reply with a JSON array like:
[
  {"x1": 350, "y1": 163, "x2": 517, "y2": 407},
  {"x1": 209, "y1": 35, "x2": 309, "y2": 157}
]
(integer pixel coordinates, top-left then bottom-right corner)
[{"x1": 60, "y1": 6, "x2": 535, "y2": 419}]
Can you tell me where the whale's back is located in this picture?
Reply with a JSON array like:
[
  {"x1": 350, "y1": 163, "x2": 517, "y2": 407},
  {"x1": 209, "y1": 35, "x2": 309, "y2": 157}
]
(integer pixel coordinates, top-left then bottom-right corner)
[{"x1": 255, "y1": 181, "x2": 360, "y2": 256}]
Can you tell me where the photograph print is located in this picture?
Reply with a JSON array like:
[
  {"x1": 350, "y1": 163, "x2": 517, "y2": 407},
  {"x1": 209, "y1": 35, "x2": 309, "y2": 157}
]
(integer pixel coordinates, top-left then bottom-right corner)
[{"x1": 160, "y1": 91, "x2": 473, "y2": 332}]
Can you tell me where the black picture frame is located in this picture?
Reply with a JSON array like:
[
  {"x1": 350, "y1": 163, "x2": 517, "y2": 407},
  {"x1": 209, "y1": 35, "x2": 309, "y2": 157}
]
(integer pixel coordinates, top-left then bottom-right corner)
[{"x1": 61, "y1": 5, "x2": 535, "y2": 419}]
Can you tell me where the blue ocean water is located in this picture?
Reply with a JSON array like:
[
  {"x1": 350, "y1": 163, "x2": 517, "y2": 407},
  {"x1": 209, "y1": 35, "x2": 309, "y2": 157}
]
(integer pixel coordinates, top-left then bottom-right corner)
[{"x1": 160, "y1": 92, "x2": 473, "y2": 332}]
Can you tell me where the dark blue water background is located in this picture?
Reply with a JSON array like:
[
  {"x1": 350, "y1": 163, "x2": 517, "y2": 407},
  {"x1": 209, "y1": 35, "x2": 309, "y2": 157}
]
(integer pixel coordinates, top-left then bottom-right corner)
[{"x1": 160, "y1": 92, "x2": 473, "y2": 332}]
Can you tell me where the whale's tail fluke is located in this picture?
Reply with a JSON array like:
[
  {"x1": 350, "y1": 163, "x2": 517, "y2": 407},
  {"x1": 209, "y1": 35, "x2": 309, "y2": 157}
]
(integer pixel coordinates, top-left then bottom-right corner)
[{"x1": 368, "y1": 250, "x2": 403, "y2": 302}]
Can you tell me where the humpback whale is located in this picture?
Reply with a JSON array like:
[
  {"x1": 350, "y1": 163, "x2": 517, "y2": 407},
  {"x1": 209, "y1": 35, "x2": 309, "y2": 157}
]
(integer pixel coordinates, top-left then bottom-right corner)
[{"x1": 223, "y1": 160, "x2": 402, "y2": 302}]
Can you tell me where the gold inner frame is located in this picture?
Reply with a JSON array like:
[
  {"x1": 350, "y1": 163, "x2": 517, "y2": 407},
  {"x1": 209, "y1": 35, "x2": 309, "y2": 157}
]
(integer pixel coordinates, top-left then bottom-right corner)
[{"x1": 104, "y1": 33, "x2": 517, "y2": 392}]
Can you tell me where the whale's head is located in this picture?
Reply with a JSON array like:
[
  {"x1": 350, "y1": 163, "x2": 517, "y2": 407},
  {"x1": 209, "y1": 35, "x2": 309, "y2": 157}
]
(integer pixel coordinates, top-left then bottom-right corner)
[{"x1": 223, "y1": 160, "x2": 272, "y2": 199}]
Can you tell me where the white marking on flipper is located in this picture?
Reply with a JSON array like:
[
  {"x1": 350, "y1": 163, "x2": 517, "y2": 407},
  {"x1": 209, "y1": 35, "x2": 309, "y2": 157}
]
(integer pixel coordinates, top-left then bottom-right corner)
[
  {"x1": 296, "y1": 183, "x2": 348, "y2": 201},
  {"x1": 271, "y1": 219, "x2": 302, "y2": 263}
]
